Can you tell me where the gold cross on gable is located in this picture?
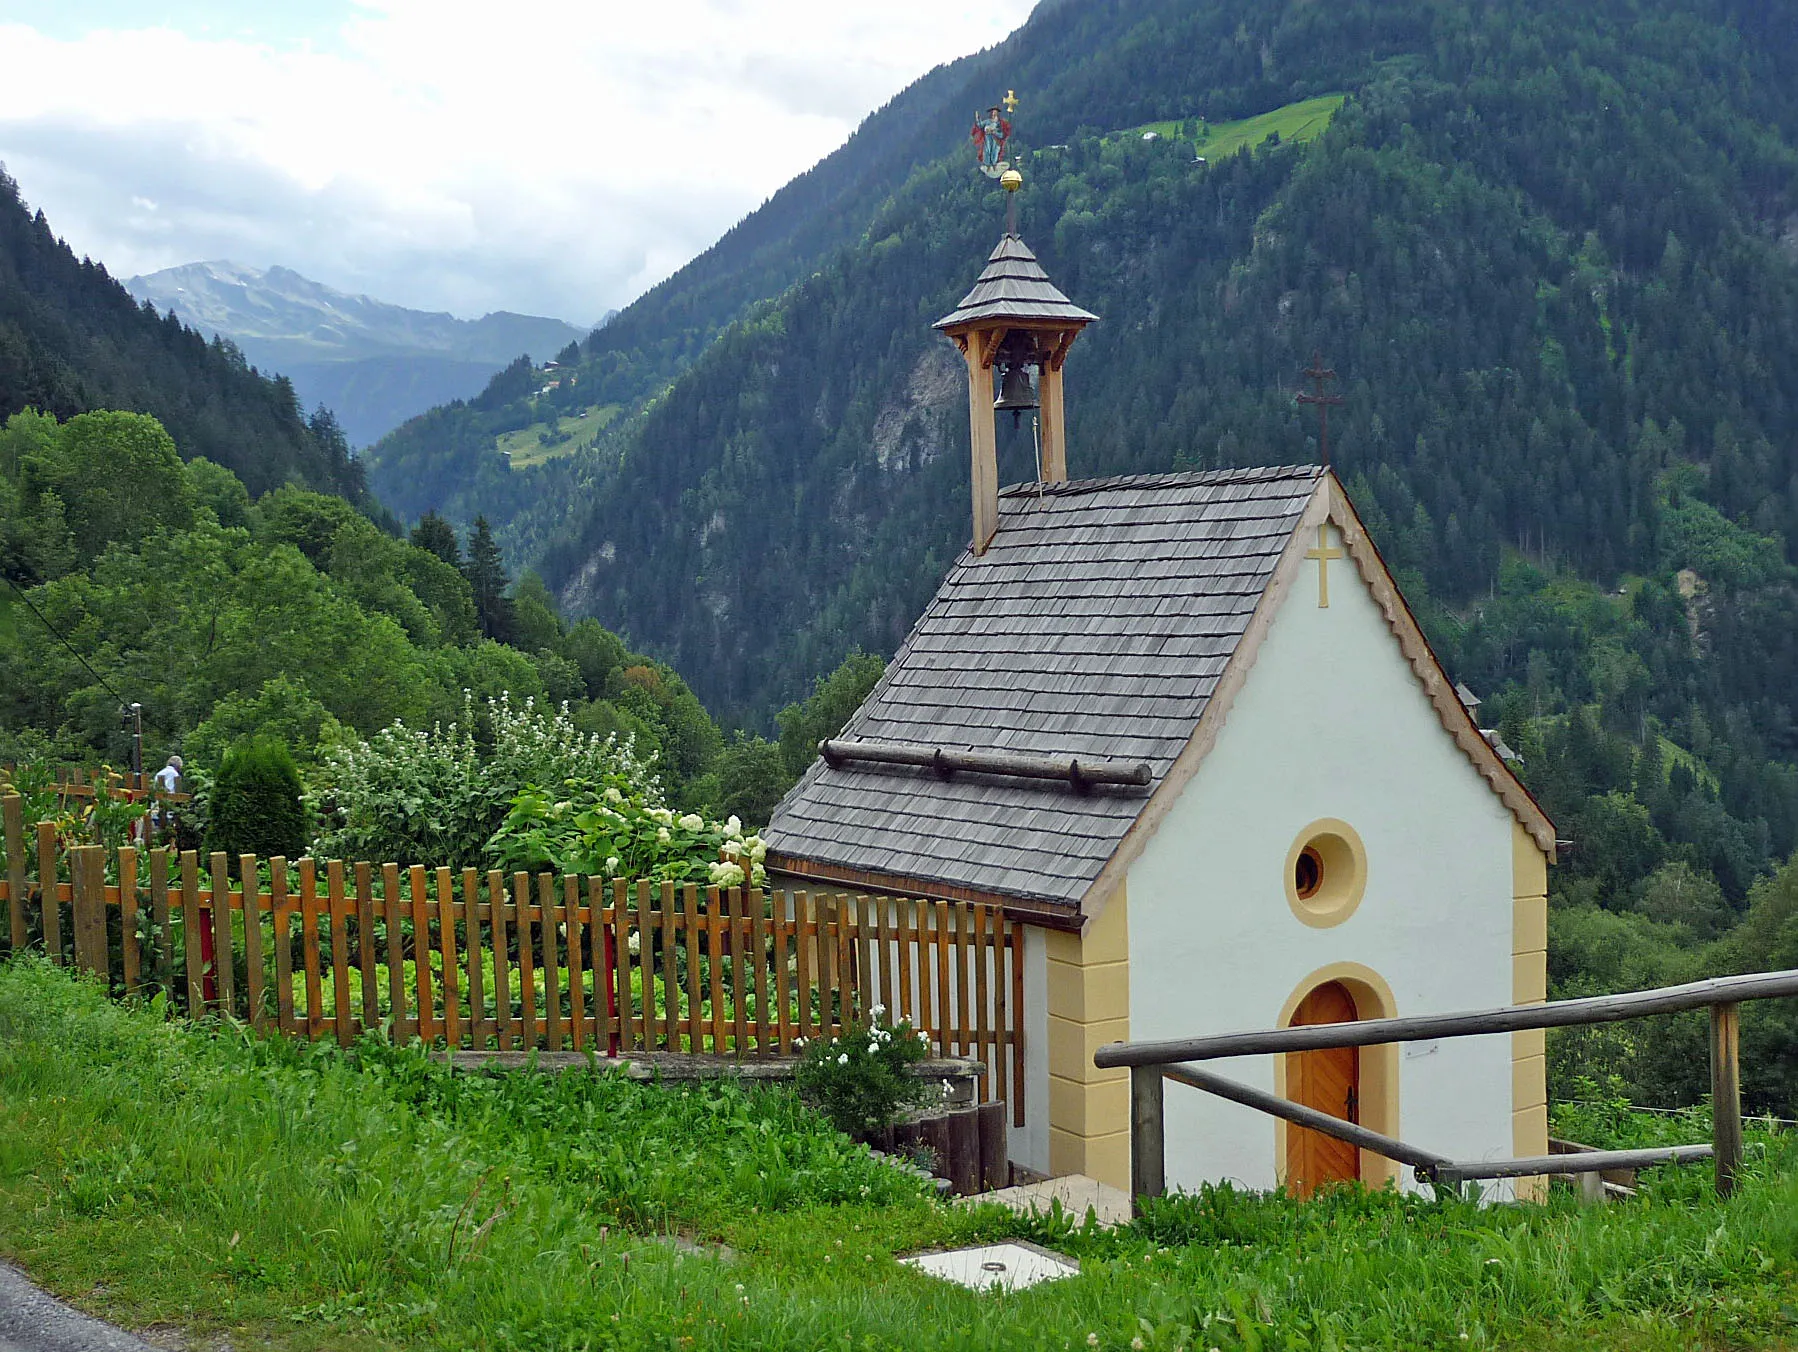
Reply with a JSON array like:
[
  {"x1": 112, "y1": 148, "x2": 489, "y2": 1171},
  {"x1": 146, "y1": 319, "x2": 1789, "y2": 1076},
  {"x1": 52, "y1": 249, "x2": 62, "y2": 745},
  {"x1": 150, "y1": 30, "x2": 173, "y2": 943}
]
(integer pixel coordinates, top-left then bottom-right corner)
[
  {"x1": 1003, "y1": 89, "x2": 1020, "y2": 113},
  {"x1": 1305, "y1": 523, "x2": 1344, "y2": 607}
]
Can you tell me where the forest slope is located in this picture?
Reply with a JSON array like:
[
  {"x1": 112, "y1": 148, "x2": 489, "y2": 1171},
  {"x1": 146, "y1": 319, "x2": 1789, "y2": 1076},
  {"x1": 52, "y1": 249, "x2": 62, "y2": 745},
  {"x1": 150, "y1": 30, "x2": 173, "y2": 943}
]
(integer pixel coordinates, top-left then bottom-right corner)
[{"x1": 0, "y1": 171, "x2": 364, "y2": 500}]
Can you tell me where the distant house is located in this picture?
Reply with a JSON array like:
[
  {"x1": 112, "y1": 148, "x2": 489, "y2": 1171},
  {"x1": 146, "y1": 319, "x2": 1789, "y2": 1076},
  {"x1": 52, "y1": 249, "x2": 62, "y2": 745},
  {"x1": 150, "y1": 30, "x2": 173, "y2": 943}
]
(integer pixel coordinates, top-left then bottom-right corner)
[{"x1": 764, "y1": 227, "x2": 1554, "y2": 1200}]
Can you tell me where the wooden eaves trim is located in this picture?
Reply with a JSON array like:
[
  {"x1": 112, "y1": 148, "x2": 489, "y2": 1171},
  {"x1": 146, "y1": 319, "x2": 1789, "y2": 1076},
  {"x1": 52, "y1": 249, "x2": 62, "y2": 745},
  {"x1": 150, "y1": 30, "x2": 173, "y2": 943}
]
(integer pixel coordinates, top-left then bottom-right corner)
[
  {"x1": 764, "y1": 853, "x2": 1084, "y2": 931},
  {"x1": 1076, "y1": 473, "x2": 1556, "y2": 924}
]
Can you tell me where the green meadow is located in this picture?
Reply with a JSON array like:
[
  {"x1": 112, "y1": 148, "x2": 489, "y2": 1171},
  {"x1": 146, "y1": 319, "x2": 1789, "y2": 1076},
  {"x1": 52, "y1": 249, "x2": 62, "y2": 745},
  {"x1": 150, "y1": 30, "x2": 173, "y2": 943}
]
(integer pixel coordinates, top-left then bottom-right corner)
[
  {"x1": 4, "y1": 958, "x2": 1798, "y2": 1351},
  {"x1": 1122, "y1": 93, "x2": 1346, "y2": 161}
]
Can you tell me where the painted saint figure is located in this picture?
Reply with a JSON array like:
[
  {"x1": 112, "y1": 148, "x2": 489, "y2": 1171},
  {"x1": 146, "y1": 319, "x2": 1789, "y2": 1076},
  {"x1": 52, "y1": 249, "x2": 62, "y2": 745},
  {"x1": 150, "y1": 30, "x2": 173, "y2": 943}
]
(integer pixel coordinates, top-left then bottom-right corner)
[{"x1": 971, "y1": 105, "x2": 1011, "y2": 177}]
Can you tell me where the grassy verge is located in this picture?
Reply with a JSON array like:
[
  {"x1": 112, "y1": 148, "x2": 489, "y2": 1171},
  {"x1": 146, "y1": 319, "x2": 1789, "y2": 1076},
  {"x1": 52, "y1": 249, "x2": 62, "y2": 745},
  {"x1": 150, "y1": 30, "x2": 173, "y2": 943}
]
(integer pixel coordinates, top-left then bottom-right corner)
[{"x1": 4, "y1": 958, "x2": 1798, "y2": 1351}]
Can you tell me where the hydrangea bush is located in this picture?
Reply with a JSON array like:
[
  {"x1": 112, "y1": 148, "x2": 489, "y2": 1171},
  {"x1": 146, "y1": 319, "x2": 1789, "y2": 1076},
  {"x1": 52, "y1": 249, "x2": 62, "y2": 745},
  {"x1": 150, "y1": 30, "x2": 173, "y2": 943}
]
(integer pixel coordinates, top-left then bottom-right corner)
[
  {"x1": 486, "y1": 783, "x2": 768, "y2": 888},
  {"x1": 793, "y1": 1006, "x2": 935, "y2": 1137}
]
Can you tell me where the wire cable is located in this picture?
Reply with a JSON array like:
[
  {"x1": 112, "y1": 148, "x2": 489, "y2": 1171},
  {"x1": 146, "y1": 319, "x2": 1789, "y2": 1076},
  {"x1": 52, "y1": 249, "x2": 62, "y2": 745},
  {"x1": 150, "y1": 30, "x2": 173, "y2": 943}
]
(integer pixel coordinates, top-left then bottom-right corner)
[{"x1": 2, "y1": 573, "x2": 130, "y2": 707}]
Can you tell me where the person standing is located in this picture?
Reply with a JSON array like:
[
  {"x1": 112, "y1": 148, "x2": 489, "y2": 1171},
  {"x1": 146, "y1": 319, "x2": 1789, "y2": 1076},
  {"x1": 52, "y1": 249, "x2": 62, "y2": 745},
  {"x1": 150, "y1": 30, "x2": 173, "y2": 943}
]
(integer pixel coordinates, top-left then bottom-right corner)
[{"x1": 151, "y1": 754, "x2": 182, "y2": 839}]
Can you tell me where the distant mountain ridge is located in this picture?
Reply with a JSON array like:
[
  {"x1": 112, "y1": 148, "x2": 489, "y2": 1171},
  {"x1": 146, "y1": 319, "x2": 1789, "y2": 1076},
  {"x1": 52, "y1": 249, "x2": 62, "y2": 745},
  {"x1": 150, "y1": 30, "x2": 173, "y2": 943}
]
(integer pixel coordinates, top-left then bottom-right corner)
[{"x1": 125, "y1": 262, "x2": 589, "y2": 446}]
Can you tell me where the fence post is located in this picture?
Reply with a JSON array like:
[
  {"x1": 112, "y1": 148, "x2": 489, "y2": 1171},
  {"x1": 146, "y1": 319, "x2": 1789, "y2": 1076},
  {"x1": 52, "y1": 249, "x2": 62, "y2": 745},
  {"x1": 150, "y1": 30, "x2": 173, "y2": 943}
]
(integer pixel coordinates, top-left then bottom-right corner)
[
  {"x1": 1131, "y1": 1063, "x2": 1165, "y2": 1214},
  {"x1": 70, "y1": 845, "x2": 109, "y2": 979},
  {"x1": 4, "y1": 793, "x2": 26, "y2": 952},
  {"x1": 1710, "y1": 1002, "x2": 1742, "y2": 1199}
]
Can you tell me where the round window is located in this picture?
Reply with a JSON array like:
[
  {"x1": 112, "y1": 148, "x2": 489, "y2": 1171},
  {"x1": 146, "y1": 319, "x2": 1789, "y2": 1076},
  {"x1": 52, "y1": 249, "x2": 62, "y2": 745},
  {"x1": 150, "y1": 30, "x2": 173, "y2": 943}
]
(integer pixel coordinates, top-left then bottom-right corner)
[{"x1": 1284, "y1": 820, "x2": 1367, "y2": 928}]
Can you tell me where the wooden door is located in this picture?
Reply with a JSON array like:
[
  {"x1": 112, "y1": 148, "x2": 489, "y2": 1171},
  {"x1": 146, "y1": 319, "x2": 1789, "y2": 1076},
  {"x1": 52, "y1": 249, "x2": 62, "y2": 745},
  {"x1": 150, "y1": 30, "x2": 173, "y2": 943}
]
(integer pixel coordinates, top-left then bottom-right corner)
[{"x1": 1284, "y1": 980, "x2": 1360, "y2": 1197}]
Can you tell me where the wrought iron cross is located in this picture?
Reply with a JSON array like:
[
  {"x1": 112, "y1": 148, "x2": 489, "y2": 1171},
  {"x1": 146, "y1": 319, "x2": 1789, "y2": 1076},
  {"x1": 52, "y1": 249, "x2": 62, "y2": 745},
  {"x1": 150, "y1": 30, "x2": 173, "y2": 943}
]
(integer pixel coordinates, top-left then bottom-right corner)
[
  {"x1": 1296, "y1": 351, "x2": 1344, "y2": 466},
  {"x1": 1003, "y1": 89, "x2": 1020, "y2": 113}
]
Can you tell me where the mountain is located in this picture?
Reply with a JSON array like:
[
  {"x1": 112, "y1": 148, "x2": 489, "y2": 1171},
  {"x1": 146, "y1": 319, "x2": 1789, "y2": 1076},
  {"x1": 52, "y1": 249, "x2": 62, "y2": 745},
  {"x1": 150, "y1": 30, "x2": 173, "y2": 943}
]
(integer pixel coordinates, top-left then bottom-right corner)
[
  {"x1": 124, "y1": 262, "x2": 588, "y2": 446},
  {"x1": 0, "y1": 169, "x2": 362, "y2": 499},
  {"x1": 529, "y1": 0, "x2": 1796, "y2": 711}
]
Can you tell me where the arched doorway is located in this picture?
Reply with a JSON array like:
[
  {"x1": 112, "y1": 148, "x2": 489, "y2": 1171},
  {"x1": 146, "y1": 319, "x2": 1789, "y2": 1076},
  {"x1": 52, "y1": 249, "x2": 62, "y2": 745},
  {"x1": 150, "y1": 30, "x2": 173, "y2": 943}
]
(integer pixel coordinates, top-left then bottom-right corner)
[{"x1": 1284, "y1": 980, "x2": 1362, "y2": 1197}]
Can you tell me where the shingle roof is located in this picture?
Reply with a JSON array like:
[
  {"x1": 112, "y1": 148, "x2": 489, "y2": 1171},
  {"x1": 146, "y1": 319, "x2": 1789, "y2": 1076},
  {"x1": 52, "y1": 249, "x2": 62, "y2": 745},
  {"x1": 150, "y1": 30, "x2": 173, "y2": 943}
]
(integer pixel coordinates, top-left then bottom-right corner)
[
  {"x1": 763, "y1": 465, "x2": 1325, "y2": 908},
  {"x1": 933, "y1": 234, "x2": 1100, "y2": 331}
]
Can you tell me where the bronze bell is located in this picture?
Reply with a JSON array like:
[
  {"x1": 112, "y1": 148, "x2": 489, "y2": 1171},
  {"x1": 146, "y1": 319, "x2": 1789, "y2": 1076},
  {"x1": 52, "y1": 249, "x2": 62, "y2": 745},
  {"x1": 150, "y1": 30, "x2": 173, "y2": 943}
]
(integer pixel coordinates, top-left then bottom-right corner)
[{"x1": 993, "y1": 361, "x2": 1038, "y2": 427}]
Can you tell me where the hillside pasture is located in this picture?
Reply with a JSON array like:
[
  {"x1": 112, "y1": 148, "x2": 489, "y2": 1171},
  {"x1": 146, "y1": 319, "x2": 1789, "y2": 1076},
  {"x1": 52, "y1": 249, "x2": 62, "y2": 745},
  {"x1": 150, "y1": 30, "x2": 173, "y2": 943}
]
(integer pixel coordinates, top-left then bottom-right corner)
[
  {"x1": 497, "y1": 405, "x2": 620, "y2": 467},
  {"x1": 1121, "y1": 93, "x2": 1346, "y2": 161}
]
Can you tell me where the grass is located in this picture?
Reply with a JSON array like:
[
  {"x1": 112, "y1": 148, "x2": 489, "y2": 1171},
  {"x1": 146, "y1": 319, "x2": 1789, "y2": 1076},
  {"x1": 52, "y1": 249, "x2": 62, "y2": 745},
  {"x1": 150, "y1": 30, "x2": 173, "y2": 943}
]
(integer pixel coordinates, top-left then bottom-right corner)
[
  {"x1": 6, "y1": 958, "x2": 1798, "y2": 1351},
  {"x1": 1123, "y1": 94, "x2": 1346, "y2": 162},
  {"x1": 497, "y1": 405, "x2": 621, "y2": 468}
]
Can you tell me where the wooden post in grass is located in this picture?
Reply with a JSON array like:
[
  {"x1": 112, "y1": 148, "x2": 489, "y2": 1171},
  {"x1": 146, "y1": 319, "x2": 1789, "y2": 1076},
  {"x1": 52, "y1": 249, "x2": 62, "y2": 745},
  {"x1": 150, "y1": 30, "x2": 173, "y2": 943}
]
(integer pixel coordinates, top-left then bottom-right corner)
[
  {"x1": 69, "y1": 844, "x2": 107, "y2": 978},
  {"x1": 5, "y1": 793, "x2": 28, "y2": 952},
  {"x1": 1130, "y1": 1064, "x2": 1165, "y2": 1214},
  {"x1": 38, "y1": 821, "x2": 60, "y2": 963},
  {"x1": 1711, "y1": 1002, "x2": 1742, "y2": 1199}
]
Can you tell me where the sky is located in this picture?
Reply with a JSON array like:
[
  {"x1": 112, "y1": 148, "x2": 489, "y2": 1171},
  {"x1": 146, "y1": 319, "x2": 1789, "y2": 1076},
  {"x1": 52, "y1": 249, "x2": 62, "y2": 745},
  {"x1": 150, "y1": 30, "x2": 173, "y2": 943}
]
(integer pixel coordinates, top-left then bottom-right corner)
[{"x1": 0, "y1": 1, "x2": 1036, "y2": 325}]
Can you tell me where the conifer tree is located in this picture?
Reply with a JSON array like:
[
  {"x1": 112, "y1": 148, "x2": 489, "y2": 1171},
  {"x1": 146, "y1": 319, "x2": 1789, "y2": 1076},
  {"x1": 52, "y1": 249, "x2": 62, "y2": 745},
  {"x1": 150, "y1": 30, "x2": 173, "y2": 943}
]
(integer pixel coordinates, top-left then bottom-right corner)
[
  {"x1": 463, "y1": 515, "x2": 514, "y2": 642},
  {"x1": 410, "y1": 510, "x2": 461, "y2": 569}
]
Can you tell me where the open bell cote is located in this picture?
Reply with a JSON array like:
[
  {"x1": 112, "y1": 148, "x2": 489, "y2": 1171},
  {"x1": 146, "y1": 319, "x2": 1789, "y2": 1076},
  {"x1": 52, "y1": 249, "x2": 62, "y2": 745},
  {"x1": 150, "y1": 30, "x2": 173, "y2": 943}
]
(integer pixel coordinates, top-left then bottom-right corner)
[{"x1": 935, "y1": 233, "x2": 1098, "y2": 554}]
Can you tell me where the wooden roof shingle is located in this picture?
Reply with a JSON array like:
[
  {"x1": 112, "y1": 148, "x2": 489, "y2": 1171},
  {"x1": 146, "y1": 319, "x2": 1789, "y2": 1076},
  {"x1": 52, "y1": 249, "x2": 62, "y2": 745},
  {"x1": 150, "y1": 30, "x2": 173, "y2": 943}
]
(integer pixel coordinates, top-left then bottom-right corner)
[
  {"x1": 763, "y1": 465, "x2": 1325, "y2": 909},
  {"x1": 932, "y1": 234, "x2": 1100, "y2": 331}
]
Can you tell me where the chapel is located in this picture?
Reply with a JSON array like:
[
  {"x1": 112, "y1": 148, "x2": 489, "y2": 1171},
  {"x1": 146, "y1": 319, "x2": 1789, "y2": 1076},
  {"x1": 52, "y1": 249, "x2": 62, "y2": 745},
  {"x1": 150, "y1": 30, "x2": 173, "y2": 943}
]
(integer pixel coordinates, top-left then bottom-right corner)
[{"x1": 762, "y1": 215, "x2": 1555, "y2": 1200}]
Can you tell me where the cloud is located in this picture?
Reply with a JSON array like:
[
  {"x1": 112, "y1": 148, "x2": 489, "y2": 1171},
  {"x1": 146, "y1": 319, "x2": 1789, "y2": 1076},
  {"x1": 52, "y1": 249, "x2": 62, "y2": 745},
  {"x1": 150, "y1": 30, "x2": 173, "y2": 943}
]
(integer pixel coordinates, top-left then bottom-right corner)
[{"x1": 0, "y1": 2, "x2": 1034, "y2": 322}]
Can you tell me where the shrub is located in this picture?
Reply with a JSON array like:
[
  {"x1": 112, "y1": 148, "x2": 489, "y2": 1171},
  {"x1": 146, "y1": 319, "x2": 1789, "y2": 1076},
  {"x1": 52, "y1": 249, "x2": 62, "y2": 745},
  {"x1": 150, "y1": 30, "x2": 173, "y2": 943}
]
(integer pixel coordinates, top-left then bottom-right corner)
[
  {"x1": 793, "y1": 1006, "x2": 935, "y2": 1136},
  {"x1": 312, "y1": 692, "x2": 656, "y2": 868},
  {"x1": 207, "y1": 737, "x2": 306, "y2": 859},
  {"x1": 487, "y1": 782, "x2": 767, "y2": 887}
]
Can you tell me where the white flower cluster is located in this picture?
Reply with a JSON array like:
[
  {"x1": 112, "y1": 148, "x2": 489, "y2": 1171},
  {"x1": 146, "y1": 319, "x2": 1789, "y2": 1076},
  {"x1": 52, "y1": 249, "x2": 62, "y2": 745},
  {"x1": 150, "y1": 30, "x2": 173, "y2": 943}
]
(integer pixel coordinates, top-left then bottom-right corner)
[{"x1": 708, "y1": 860, "x2": 747, "y2": 887}]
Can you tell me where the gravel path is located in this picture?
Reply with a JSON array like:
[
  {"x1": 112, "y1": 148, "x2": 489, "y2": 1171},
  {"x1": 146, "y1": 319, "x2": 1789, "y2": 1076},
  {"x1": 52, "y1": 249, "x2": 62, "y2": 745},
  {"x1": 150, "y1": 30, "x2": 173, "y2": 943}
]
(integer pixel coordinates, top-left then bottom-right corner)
[{"x1": 0, "y1": 1263, "x2": 159, "y2": 1352}]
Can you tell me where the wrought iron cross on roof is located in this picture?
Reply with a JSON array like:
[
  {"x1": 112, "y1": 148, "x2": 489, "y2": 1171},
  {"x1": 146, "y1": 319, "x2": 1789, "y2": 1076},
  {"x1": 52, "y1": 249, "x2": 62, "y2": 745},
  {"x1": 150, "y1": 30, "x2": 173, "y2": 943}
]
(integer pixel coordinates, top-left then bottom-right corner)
[{"x1": 1295, "y1": 351, "x2": 1344, "y2": 466}]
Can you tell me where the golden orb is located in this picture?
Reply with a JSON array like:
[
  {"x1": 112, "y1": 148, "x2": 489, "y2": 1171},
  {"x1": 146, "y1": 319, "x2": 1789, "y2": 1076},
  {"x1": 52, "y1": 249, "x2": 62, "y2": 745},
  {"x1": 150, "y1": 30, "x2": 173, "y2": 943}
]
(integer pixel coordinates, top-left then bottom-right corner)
[{"x1": 1000, "y1": 167, "x2": 1023, "y2": 192}]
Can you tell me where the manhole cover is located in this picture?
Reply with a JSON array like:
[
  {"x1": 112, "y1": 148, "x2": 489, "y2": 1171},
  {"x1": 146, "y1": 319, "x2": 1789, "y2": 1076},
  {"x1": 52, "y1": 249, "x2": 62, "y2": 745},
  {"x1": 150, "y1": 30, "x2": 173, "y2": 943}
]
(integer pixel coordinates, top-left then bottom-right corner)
[{"x1": 899, "y1": 1241, "x2": 1079, "y2": 1292}]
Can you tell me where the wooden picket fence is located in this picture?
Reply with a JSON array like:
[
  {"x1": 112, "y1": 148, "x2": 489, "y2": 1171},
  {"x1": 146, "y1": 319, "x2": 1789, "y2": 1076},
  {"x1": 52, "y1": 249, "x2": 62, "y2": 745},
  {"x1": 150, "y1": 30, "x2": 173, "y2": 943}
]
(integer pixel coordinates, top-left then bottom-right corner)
[{"x1": 0, "y1": 796, "x2": 1026, "y2": 1123}]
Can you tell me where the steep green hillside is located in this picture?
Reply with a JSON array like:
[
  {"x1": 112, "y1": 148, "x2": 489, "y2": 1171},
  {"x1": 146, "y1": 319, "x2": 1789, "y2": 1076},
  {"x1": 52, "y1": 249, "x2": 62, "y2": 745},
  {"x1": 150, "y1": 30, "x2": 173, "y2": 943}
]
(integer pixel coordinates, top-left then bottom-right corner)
[
  {"x1": 1123, "y1": 92, "x2": 1346, "y2": 157},
  {"x1": 0, "y1": 171, "x2": 364, "y2": 501},
  {"x1": 359, "y1": 0, "x2": 1414, "y2": 536},
  {"x1": 542, "y1": 0, "x2": 1798, "y2": 713}
]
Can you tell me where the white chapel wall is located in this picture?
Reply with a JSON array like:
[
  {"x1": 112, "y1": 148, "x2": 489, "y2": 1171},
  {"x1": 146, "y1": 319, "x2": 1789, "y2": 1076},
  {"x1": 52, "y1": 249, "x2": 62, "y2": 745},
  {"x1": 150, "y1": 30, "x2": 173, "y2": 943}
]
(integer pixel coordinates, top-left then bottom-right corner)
[{"x1": 1123, "y1": 521, "x2": 1517, "y2": 1196}]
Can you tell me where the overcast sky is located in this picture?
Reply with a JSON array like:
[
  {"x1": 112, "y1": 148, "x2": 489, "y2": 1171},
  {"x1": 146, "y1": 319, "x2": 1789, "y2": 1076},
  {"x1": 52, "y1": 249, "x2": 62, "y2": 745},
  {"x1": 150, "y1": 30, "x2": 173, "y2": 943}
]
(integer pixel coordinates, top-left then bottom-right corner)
[{"x1": 0, "y1": 1, "x2": 1034, "y2": 324}]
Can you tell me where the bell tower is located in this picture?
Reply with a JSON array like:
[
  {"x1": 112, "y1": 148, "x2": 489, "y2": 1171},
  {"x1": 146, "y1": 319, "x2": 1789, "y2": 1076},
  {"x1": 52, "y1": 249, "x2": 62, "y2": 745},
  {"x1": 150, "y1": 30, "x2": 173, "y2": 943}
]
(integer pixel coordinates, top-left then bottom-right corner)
[{"x1": 934, "y1": 170, "x2": 1098, "y2": 555}]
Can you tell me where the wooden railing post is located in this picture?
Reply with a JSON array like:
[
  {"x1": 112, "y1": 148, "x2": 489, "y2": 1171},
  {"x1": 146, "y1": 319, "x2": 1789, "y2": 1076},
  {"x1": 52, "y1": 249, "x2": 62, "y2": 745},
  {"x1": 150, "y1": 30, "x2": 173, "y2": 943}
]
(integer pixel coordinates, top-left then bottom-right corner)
[
  {"x1": 1131, "y1": 1063, "x2": 1165, "y2": 1214},
  {"x1": 70, "y1": 845, "x2": 108, "y2": 978},
  {"x1": 1711, "y1": 1001, "x2": 1742, "y2": 1198}
]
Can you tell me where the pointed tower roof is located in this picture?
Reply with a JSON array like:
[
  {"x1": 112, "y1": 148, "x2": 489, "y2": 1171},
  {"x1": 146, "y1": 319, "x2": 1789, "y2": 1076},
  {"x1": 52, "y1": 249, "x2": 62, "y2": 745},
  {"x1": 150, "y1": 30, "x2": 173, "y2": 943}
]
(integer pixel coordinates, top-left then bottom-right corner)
[{"x1": 933, "y1": 234, "x2": 1099, "y2": 332}]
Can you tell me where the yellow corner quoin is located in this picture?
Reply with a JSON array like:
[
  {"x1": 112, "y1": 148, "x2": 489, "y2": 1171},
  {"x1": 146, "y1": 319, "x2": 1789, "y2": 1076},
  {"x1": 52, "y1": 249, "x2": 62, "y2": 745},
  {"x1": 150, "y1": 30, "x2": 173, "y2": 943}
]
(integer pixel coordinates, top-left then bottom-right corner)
[
  {"x1": 1045, "y1": 889, "x2": 1131, "y2": 1190},
  {"x1": 1512, "y1": 819, "x2": 1551, "y2": 1200}
]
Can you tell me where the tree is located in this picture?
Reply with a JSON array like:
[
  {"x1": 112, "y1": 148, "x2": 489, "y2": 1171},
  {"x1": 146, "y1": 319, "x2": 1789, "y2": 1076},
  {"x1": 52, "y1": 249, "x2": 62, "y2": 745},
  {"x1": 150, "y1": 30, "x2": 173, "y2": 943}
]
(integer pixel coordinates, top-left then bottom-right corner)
[
  {"x1": 206, "y1": 737, "x2": 307, "y2": 859},
  {"x1": 777, "y1": 651, "x2": 886, "y2": 778},
  {"x1": 463, "y1": 516, "x2": 514, "y2": 642},
  {"x1": 23, "y1": 411, "x2": 195, "y2": 556},
  {"x1": 185, "y1": 457, "x2": 253, "y2": 530},
  {"x1": 511, "y1": 570, "x2": 564, "y2": 651},
  {"x1": 409, "y1": 511, "x2": 462, "y2": 569}
]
